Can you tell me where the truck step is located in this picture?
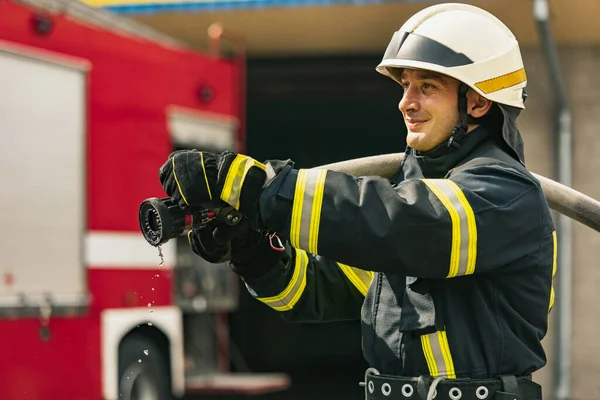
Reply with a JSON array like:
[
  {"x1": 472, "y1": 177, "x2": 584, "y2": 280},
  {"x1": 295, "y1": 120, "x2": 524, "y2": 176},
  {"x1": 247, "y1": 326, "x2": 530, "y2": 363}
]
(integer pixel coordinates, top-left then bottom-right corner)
[{"x1": 185, "y1": 372, "x2": 291, "y2": 395}]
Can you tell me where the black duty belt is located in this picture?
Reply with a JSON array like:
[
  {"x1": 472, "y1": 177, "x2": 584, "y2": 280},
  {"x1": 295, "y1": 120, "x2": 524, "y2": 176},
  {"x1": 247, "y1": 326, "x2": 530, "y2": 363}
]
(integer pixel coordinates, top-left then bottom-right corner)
[{"x1": 361, "y1": 368, "x2": 542, "y2": 400}]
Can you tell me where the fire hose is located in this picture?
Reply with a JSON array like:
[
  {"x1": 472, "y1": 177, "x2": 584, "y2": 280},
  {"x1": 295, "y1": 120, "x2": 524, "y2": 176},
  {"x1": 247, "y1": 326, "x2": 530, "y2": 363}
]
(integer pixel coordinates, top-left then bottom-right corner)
[
  {"x1": 139, "y1": 153, "x2": 600, "y2": 247},
  {"x1": 319, "y1": 153, "x2": 600, "y2": 233}
]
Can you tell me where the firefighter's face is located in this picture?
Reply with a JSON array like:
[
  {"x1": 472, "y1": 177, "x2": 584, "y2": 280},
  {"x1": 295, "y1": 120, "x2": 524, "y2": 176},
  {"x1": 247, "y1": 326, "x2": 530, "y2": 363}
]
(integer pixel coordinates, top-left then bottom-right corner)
[{"x1": 397, "y1": 68, "x2": 491, "y2": 152}]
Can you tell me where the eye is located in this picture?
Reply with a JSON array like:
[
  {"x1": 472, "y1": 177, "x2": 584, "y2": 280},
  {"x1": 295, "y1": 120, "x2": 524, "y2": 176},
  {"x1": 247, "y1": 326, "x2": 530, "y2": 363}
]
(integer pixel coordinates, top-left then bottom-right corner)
[{"x1": 422, "y1": 82, "x2": 436, "y2": 90}]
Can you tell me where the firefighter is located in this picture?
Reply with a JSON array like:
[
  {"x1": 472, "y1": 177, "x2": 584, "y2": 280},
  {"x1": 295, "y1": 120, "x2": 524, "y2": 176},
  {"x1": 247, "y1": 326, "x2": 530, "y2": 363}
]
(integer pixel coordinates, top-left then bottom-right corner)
[{"x1": 158, "y1": 3, "x2": 554, "y2": 399}]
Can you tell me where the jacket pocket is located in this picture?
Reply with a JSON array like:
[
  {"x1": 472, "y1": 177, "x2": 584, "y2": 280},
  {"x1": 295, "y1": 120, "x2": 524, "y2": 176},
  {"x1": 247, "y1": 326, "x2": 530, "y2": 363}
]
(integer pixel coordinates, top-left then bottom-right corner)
[{"x1": 398, "y1": 276, "x2": 441, "y2": 333}]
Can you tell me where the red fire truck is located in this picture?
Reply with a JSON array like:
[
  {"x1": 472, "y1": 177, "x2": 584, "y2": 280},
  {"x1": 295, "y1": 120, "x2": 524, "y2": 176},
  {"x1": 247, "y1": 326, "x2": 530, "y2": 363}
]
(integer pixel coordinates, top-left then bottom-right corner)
[{"x1": 0, "y1": 0, "x2": 289, "y2": 399}]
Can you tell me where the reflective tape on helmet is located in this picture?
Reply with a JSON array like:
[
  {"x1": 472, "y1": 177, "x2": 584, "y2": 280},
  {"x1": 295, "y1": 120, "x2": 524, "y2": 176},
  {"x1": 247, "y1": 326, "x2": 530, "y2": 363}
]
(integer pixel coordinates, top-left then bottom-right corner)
[{"x1": 475, "y1": 68, "x2": 527, "y2": 94}]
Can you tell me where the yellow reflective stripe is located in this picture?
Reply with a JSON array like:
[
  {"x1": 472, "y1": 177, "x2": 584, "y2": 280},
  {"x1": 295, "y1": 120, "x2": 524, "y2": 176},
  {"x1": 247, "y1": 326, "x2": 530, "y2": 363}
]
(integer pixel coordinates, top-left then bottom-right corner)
[
  {"x1": 336, "y1": 263, "x2": 374, "y2": 296},
  {"x1": 422, "y1": 179, "x2": 477, "y2": 278},
  {"x1": 255, "y1": 248, "x2": 308, "y2": 311},
  {"x1": 549, "y1": 231, "x2": 558, "y2": 311},
  {"x1": 290, "y1": 169, "x2": 328, "y2": 254},
  {"x1": 446, "y1": 180, "x2": 477, "y2": 275},
  {"x1": 422, "y1": 180, "x2": 460, "y2": 277},
  {"x1": 310, "y1": 170, "x2": 327, "y2": 253},
  {"x1": 220, "y1": 155, "x2": 266, "y2": 210},
  {"x1": 172, "y1": 156, "x2": 189, "y2": 206},
  {"x1": 474, "y1": 68, "x2": 527, "y2": 94},
  {"x1": 420, "y1": 330, "x2": 456, "y2": 379},
  {"x1": 438, "y1": 331, "x2": 456, "y2": 379},
  {"x1": 199, "y1": 152, "x2": 212, "y2": 201}
]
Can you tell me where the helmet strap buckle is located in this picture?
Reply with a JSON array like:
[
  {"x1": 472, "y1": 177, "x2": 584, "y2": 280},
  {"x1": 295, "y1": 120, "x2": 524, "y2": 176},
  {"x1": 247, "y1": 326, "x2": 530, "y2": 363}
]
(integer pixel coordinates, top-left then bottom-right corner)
[{"x1": 447, "y1": 83, "x2": 470, "y2": 150}]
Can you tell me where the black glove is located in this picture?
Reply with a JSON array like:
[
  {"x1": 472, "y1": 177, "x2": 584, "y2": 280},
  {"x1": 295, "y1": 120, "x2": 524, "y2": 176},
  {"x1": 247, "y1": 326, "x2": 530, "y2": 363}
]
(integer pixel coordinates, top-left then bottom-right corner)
[
  {"x1": 188, "y1": 220, "x2": 239, "y2": 264},
  {"x1": 158, "y1": 150, "x2": 268, "y2": 223},
  {"x1": 230, "y1": 228, "x2": 287, "y2": 280},
  {"x1": 188, "y1": 217, "x2": 284, "y2": 279}
]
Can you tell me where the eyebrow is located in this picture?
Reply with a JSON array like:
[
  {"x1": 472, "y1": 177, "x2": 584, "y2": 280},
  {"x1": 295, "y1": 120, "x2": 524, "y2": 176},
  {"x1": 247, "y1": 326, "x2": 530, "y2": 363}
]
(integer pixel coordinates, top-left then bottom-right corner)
[{"x1": 400, "y1": 71, "x2": 446, "y2": 83}]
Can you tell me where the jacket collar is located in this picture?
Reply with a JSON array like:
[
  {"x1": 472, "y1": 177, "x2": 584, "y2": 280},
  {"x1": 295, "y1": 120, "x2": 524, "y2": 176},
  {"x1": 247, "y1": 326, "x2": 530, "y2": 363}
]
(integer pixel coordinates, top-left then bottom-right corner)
[{"x1": 393, "y1": 123, "x2": 498, "y2": 181}]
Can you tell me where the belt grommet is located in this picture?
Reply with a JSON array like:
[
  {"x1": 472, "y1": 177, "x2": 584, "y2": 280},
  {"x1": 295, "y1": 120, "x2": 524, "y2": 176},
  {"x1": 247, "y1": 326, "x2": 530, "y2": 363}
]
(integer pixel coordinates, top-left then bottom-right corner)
[
  {"x1": 368, "y1": 381, "x2": 374, "y2": 393},
  {"x1": 401, "y1": 383, "x2": 414, "y2": 397},
  {"x1": 476, "y1": 386, "x2": 489, "y2": 399},
  {"x1": 449, "y1": 387, "x2": 462, "y2": 400},
  {"x1": 381, "y1": 383, "x2": 392, "y2": 396}
]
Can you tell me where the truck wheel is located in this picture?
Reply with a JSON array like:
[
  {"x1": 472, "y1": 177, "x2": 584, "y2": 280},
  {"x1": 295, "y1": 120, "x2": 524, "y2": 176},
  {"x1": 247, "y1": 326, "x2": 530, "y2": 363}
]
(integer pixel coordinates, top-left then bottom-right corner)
[{"x1": 118, "y1": 334, "x2": 172, "y2": 400}]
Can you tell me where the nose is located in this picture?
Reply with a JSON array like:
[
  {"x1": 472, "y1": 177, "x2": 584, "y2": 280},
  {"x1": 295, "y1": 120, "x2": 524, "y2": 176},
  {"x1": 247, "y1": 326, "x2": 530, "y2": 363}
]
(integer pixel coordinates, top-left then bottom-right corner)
[{"x1": 398, "y1": 85, "x2": 419, "y2": 115}]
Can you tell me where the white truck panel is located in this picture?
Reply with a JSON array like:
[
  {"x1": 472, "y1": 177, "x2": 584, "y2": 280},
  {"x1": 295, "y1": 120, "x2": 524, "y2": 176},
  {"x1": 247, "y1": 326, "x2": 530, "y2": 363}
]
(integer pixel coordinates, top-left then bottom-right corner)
[
  {"x1": 167, "y1": 106, "x2": 238, "y2": 152},
  {"x1": 0, "y1": 43, "x2": 88, "y2": 308}
]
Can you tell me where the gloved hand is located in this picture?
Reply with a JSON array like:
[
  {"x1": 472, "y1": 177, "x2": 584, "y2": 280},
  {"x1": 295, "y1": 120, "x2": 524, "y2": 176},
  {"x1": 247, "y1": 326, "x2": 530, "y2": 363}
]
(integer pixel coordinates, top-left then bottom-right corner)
[
  {"x1": 230, "y1": 223, "x2": 287, "y2": 279},
  {"x1": 187, "y1": 220, "x2": 240, "y2": 264},
  {"x1": 159, "y1": 150, "x2": 294, "y2": 229},
  {"x1": 188, "y1": 217, "x2": 285, "y2": 279},
  {"x1": 158, "y1": 150, "x2": 267, "y2": 223}
]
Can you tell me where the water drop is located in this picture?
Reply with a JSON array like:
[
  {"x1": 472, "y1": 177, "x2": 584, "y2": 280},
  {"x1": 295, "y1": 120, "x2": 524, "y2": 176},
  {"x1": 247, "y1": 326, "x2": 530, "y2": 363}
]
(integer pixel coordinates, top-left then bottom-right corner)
[
  {"x1": 144, "y1": 350, "x2": 149, "y2": 356},
  {"x1": 148, "y1": 322, "x2": 153, "y2": 326},
  {"x1": 147, "y1": 303, "x2": 151, "y2": 307},
  {"x1": 157, "y1": 245, "x2": 164, "y2": 266},
  {"x1": 138, "y1": 359, "x2": 142, "y2": 363},
  {"x1": 151, "y1": 288, "x2": 155, "y2": 291}
]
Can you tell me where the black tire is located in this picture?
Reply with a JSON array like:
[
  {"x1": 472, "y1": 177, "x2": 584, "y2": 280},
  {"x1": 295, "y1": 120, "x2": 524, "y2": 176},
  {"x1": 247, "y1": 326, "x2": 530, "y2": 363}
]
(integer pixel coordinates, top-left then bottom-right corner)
[{"x1": 118, "y1": 333, "x2": 173, "y2": 400}]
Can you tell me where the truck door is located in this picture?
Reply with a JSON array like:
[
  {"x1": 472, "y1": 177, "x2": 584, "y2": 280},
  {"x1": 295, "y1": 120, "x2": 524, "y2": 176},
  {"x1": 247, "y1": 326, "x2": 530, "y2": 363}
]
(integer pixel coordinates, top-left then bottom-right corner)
[{"x1": 0, "y1": 41, "x2": 89, "y2": 314}]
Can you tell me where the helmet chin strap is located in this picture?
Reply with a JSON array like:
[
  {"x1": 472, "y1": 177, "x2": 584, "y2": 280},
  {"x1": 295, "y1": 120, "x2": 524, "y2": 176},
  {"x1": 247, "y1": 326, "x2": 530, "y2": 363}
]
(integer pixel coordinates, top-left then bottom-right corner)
[{"x1": 446, "y1": 83, "x2": 470, "y2": 150}]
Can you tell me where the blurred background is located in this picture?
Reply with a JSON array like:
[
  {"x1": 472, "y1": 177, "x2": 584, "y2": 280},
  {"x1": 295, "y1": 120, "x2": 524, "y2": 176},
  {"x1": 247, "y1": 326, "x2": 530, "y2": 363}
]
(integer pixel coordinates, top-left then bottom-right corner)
[{"x1": 1, "y1": 0, "x2": 599, "y2": 399}]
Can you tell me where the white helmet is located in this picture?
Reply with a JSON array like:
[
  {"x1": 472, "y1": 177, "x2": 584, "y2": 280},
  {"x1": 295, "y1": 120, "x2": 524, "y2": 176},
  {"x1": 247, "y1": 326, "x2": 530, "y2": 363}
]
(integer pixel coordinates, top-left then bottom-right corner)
[{"x1": 376, "y1": 3, "x2": 527, "y2": 109}]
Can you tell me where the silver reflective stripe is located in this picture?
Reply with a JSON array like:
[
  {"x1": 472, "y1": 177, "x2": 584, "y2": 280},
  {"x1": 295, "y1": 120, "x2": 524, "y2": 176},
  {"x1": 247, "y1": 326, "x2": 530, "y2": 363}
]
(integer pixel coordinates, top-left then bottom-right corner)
[
  {"x1": 420, "y1": 330, "x2": 456, "y2": 379},
  {"x1": 255, "y1": 248, "x2": 308, "y2": 311},
  {"x1": 290, "y1": 169, "x2": 328, "y2": 254},
  {"x1": 422, "y1": 179, "x2": 477, "y2": 278}
]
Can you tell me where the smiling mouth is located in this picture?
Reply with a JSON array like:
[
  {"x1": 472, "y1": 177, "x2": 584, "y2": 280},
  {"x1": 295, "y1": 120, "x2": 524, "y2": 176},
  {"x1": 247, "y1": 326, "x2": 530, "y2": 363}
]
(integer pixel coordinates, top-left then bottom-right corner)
[{"x1": 406, "y1": 119, "x2": 428, "y2": 129}]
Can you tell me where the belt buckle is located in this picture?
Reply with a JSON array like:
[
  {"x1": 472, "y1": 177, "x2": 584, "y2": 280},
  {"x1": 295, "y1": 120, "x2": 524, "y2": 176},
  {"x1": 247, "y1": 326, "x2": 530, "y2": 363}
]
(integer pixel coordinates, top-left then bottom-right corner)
[
  {"x1": 360, "y1": 371, "x2": 451, "y2": 400},
  {"x1": 360, "y1": 368, "x2": 380, "y2": 398}
]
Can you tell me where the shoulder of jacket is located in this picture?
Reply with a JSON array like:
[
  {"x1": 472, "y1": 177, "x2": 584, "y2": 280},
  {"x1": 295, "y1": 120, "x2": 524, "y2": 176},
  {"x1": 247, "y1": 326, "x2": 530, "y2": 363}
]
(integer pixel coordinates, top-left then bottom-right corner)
[{"x1": 449, "y1": 153, "x2": 539, "y2": 187}]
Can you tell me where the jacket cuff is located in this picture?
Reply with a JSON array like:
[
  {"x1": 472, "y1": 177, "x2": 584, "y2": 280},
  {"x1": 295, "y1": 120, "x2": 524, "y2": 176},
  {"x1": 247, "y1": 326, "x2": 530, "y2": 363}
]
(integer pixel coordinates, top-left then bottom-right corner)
[
  {"x1": 229, "y1": 232, "x2": 287, "y2": 279},
  {"x1": 258, "y1": 166, "x2": 298, "y2": 235},
  {"x1": 235, "y1": 244, "x2": 294, "y2": 285}
]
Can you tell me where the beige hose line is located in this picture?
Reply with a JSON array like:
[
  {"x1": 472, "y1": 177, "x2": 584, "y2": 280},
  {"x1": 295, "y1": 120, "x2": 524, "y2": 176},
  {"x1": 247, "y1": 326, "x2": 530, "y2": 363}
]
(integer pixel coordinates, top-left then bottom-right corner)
[{"x1": 317, "y1": 153, "x2": 600, "y2": 233}]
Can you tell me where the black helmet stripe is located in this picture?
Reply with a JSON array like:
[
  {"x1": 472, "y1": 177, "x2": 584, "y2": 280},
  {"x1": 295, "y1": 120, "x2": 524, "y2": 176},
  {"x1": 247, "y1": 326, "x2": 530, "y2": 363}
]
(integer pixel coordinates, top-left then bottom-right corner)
[{"x1": 382, "y1": 31, "x2": 474, "y2": 68}]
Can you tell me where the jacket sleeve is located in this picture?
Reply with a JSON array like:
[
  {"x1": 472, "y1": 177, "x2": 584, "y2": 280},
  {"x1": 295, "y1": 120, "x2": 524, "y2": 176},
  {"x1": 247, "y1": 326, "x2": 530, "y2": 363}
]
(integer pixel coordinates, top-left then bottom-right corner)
[
  {"x1": 239, "y1": 240, "x2": 373, "y2": 323},
  {"x1": 259, "y1": 162, "x2": 554, "y2": 279}
]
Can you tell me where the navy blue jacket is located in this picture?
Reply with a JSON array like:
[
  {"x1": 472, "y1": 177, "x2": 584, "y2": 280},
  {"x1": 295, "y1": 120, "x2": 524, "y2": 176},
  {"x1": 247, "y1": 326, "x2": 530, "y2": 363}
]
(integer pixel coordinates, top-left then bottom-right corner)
[{"x1": 238, "y1": 122, "x2": 555, "y2": 379}]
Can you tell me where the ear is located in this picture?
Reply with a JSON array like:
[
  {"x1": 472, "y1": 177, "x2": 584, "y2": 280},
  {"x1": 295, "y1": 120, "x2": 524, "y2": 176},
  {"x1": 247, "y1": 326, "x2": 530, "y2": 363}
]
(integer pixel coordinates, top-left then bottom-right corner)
[{"x1": 466, "y1": 89, "x2": 493, "y2": 118}]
